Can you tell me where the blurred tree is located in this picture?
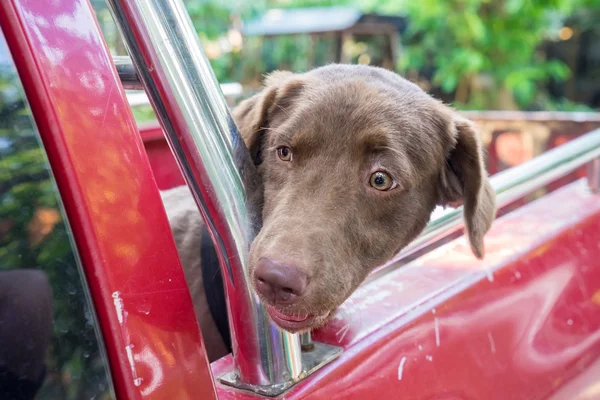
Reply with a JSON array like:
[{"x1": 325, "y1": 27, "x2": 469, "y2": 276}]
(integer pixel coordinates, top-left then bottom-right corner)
[
  {"x1": 186, "y1": 0, "x2": 592, "y2": 110},
  {"x1": 373, "y1": 0, "x2": 583, "y2": 109},
  {"x1": 541, "y1": 0, "x2": 600, "y2": 109},
  {"x1": 91, "y1": 0, "x2": 597, "y2": 111}
]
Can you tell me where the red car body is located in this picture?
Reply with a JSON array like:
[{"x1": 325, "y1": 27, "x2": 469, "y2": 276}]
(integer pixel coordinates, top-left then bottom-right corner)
[{"x1": 1, "y1": 0, "x2": 600, "y2": 399}]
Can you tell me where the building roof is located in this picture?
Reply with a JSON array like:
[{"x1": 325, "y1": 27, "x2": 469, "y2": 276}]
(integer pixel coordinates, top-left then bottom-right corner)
[{"x1": 242, "y1": 7, "x2": 407, "y2": 37}]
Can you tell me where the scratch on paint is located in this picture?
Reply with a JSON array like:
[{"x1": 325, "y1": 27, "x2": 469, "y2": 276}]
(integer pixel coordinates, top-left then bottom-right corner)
[
  {"x1": 125, "y1": 344, "x2": 143, "y2": 387},
  {"x1": 113, "y1": 291, "x2": 142, "y2": 387},
  {"x1": 487, "y1": 332, "x2": 496, "y2": 354},
  {"x1": 434, "y1": 317, "x2": 440, "y2": 347},
  {"x1": 485, "y1": 268, "x2": 494, "y2": 282},
  {"x1": 397, "y1": 357, "x2": 407, "y2": 380},
  {"x1": 336, "y1": 323, "x2": 350, "y2": 343},
  {"x1": 112, "y1": 291, "x2": 124, "y2": 324},
  {"x1": 99, "y1": 83, "x2": 114, "y2": 131}
]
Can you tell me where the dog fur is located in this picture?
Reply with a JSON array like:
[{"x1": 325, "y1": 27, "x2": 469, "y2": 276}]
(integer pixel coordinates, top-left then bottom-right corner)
[{"x1": 161, "y1": 64, "x2": 496, "y2": 362}]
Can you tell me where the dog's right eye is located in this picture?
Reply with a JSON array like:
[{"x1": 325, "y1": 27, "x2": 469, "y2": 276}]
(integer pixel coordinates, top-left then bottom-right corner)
[
  {"x1": 369, "y1": 171, "x2": 395, "y2": 191},
  {"x1": 277, "y1": 146, "x2": 292, "y2": 162}
]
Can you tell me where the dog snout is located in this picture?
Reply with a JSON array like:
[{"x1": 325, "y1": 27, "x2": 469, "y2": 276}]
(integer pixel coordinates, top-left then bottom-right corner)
[{"x1": 254, "y1": 258, "x2": 310, "y2": 305}]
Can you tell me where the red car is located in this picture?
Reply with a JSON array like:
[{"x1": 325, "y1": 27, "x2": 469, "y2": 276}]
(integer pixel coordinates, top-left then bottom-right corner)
[{"x1": 1, "y1": 0, "x2": 600, "y2": 399}]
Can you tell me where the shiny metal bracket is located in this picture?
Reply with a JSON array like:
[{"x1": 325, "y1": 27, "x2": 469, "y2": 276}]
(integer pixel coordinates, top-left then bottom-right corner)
[{"x1": 219, "y1": 341, "x2": 342, "y2": 397}]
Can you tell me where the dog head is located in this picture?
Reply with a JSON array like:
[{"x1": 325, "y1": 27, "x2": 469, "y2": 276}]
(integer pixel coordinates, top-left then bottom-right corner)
[{"x1": 233, "y1": 64, "x2": 495, "y2": 332}]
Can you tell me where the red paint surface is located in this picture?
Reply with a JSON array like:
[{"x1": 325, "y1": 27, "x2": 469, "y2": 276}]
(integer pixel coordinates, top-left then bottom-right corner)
[
  {"x1": 138, "y1": 123, "x2": 186, "y2": 190},
  {"x1": 4, "y1": 1, "x2": 600, "y2": 397},
  {"x1": 138, "y1": 98, "x2": 600, "y2": 399},
  {"x1": 137, "y1": 113, "x2": 600, "y2": 398},
  {"x1": 546, "y1": 132, "x2": 587, "y2": 193},
  {"x1": 213, "y1": 180, "x2": 600, "y2": 399},
  {"x1": 0, "y1": 1, "x2": 216, "y2": 399}
]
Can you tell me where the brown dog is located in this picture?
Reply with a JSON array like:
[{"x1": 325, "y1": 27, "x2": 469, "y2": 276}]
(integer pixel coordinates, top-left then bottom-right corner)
[{"x1": 162, "y1": 64, "x2": 496, "y2": 361}]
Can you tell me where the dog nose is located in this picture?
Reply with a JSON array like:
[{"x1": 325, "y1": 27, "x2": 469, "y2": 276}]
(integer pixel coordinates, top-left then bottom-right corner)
[{"x1": 254, "y1": 258, "x2": 310, "y2": 305}]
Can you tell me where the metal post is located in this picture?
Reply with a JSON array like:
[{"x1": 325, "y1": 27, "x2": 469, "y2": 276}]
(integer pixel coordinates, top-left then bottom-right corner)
[
  {"x1": 106, "y1": 0, "x2": 302, "y2": 387},
  {"x1": 588, "y1": 158, "x2": 600, "y2": 193},
  {"x1": 112, "y1": 56, "x2": 139, "y2": 90},
  {"x1": 106, "y1": 0, "x2": 340, "y2": 395},
  {"x1": 301, "y1": 332, "x2": 314, "y2": 351}
]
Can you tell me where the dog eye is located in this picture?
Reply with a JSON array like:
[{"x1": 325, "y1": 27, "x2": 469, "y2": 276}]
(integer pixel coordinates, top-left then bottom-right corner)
[
  {"x1": 369, "y1": 171, "x2": 394, "y2": 191},
  {"x1": 277, "y1": 146, "x2": 292, "y2": 161}
]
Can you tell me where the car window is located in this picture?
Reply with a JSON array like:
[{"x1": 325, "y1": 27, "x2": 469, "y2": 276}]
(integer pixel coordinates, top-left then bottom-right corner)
[{"x1": 0, "y1": 30, "x2": 116, "y2": 400}]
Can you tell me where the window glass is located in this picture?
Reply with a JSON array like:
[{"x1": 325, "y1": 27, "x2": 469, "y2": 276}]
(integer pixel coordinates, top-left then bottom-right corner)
[{"x1": 0, "y1": 30, "x2": 115, "y2": 400}]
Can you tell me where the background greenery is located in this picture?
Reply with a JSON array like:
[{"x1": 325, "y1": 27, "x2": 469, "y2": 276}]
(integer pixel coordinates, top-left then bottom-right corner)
[
  {"x1": 93, "y1": 0, "x2": 600, "y2": 112},
  {"x1": 1, "y1": 2, "x2": 597, "y2": 397},
  {"x1": 1, "y1": 2, "x2": 597, "y2": 398}
]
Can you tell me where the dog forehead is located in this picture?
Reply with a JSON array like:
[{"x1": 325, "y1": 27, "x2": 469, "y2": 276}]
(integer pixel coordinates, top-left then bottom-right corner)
[
  {"x1": 291, "y1": 85, "x2": 435, "y2": 151},
  {"x1": 283, "y1": 82, "x2": 394, "y2": 136},
  {"x1": 284, "y1": 113, "x2": 396, "y2": 159}
]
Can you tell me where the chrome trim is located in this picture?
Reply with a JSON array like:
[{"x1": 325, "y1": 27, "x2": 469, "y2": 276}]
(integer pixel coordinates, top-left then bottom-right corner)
[
  {"x1": 369, "y1": 127, "x2": 600, "y2": 281},
  {"x1": 588, "y1": 158, "x2": 600, "y2": 193},
  {"x1": 219, "y1": 340, "x2": 340, "y2": 397},
  {"x1": 113, "y1": 55, "x2": 243, "y2": 101},
  {"x1": 105, "y1": 0, "x2": 600, "y2": 388},
  {"x1": 106, "y1": 0, "x2": 342, "y2": 391},
  {"x1": 300, "y1": 332, "x2": 314, "y2": 351},
  {"x1": 113, "y1": 55, "x2": 139, "y2": 90},
  {"x1": 126, "y1": 86, "x2": 242, "y2": 108},
  {"x1": 115, "y1": 86, "x2": 600, "y2": 124}
]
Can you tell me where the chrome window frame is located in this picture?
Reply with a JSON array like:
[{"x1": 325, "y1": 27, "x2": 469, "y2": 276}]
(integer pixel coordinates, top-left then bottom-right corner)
[{"x1": 106, "y1": 0, "x2": 600, "y2": 395}]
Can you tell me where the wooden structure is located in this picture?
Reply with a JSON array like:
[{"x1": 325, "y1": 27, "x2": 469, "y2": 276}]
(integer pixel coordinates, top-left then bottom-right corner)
[{"x1": 242, "y1": 7, "x2": 408, "y2": 70}]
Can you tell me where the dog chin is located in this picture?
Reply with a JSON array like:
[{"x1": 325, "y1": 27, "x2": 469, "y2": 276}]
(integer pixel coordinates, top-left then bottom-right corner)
[{"x1": 264, "y1": 304, "x2": 332, "y2": 333}]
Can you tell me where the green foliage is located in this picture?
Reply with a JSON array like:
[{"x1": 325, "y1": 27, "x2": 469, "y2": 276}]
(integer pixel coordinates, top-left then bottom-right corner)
[
  {"x1": 183, "y1": 0, "x2": 589, "y2": 110},
  {"x1": 394, "y1": 0, "x2": 582, "y2": 109},
  {"x1": 529, "y1": 93, "x2": 596, "y2": 111},
  {"x1": 131, "y1": 104, "x2": 157, "y2": 122},
  {"x1": 92, "y1": 0, "x2": 595, "y2": 111},
  {"x1": 186, "y1": 1, "x2": 234, "y2": 40}
]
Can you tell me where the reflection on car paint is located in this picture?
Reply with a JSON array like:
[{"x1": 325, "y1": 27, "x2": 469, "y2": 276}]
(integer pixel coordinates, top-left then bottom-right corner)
[{"x1": 0, "y1": 31, "x2": 115, "y2": 400}]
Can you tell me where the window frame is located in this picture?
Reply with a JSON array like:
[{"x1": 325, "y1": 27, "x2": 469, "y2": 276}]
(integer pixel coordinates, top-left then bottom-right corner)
[{"x1": 0, "y1": 1, "x2": 216, "y2": 398}]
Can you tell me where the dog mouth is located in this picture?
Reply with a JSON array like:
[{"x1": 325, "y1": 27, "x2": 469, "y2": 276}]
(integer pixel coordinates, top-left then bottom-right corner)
[{"x1": 265, "y1": 305, "x2": 330, "y2": 332}]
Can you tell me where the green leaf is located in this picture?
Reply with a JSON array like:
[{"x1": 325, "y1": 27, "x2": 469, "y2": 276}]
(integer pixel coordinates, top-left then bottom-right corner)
[{"x1": 441, "y1": 74, "x2": 458, "y2": 93}]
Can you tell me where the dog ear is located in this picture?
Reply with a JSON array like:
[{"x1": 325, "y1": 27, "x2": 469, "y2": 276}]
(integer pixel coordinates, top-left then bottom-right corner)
[
  {"x1": 233, "y1": 71, "x2": 305, "y2": 165},
  {"x1": 437, "y1": 117, "x2": 496, "y2": 259}
]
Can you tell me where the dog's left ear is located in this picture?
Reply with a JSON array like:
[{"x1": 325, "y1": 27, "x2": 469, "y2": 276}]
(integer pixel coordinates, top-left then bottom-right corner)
[
  {"x1": 437, "y1": 117, "x2": 496, "y2": 259},
  {"x1": 232, "y1": 71, "x2": 304, "y2": 165}
]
